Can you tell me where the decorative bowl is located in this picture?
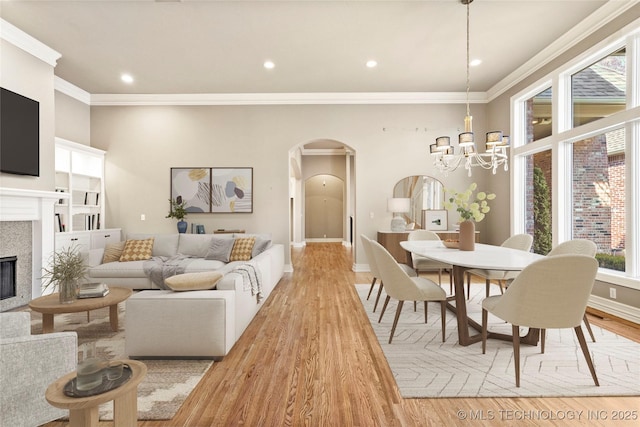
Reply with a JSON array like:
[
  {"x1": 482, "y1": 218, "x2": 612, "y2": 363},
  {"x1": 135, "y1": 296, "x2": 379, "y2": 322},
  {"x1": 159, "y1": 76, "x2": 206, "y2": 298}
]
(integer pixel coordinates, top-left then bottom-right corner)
[{"x1": 442, "y1": 240, "x2": 459, "y2": 249}]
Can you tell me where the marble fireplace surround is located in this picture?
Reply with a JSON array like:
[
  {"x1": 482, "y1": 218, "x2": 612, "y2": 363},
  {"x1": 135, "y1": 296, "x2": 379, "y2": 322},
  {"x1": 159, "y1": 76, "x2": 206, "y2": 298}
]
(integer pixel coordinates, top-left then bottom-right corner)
[{"x1": 0, "y1": 187, "x2": 63, "y2": 311}]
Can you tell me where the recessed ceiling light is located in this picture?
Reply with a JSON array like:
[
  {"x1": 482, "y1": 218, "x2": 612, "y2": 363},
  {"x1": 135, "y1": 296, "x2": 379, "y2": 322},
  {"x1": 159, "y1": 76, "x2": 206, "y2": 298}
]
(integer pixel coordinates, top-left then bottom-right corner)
[
  {"x1": 470, "y1": 59, "x2": 482, "y2": 67},
  {"x1": 121, "y1": 73, "x2": 134, "y2": 84},
  {"x1": 366, "y1": 60, "x2": 378, "y2": 68},
  {"x1": 263, "y1": 61, "x2": 275, "y2": 69}
]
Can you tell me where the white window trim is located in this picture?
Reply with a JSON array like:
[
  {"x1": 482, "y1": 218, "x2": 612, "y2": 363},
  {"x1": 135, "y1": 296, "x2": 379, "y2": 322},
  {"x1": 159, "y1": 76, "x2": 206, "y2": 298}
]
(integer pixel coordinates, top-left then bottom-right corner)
[{"x1": 510, "y1": 18, "x2": 640, "y2": 290}]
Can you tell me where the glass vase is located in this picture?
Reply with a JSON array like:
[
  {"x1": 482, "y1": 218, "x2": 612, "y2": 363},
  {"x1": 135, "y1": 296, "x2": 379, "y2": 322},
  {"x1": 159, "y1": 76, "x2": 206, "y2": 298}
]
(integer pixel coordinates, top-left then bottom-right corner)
[{"x1": 58, "y1": 280, "x2": 77, "y2": 304}]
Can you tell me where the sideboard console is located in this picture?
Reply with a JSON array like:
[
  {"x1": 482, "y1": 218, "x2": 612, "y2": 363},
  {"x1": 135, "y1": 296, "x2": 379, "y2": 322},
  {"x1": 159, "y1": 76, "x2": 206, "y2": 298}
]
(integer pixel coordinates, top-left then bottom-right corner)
[{"x1": 377, "y1": 230, "x2": 480, "y2": 263}]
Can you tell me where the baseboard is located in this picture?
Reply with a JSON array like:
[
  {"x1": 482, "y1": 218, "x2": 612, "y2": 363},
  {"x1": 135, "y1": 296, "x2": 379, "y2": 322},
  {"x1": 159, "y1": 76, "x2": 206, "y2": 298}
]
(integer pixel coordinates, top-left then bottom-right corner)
[
  {"x1": 588, "y1": 295, "x2": 640, "y2": 325},
  {"x1": 352, "y1": 263, "x2": 370, "y2": 273}
]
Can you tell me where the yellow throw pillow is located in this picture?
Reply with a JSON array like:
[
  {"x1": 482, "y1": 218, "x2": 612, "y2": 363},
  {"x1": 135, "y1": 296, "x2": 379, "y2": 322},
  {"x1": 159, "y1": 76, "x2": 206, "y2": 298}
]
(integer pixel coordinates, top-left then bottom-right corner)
[
  {"x1": 102, "y1": 241, "x2": 126, "y2": 263},
  {"x1": 164, "y1": 271, "x2": 223, "y2": 291},
  {"x1": 119, "y1": 238, "x2": 154, "y2": 262},
  {"x1": 229, "y1": 237, "x2": 256, "y2": 261}
]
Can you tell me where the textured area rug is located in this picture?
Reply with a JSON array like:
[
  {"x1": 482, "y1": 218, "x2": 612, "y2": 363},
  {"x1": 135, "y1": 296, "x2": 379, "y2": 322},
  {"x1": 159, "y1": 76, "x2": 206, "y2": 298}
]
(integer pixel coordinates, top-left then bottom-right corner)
[
  {"x1": 356, "y1": 283, "x2": 640, "y2": 398},
  {"x1": 28, "y1": 305, "x2": 212, "y2": 420}
]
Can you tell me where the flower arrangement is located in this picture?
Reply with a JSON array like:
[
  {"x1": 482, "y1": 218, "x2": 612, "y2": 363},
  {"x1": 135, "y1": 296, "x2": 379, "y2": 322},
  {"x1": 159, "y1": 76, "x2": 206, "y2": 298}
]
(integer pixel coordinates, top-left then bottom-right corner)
[{"x1": 444, "y1": 182, "x2": 496, "y2": 223}]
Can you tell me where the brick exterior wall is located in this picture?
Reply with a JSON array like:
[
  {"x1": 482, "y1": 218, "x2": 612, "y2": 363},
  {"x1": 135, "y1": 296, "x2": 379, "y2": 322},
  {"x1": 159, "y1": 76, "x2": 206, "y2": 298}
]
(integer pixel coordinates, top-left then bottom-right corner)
[{"x1": 609, "y1": 153, "x2": 625, "y2": 251}]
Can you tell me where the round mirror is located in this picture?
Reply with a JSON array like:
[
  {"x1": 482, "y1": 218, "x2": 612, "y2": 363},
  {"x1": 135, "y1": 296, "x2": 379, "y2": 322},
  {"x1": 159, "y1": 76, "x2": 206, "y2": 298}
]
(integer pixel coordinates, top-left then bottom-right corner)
[{"x1": 393, "y1": 176, "x2": 444, "y2": 229}]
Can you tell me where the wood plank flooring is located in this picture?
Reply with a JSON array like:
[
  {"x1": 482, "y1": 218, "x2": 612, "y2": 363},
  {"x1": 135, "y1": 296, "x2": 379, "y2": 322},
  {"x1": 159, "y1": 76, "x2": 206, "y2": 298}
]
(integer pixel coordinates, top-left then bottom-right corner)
[{"x1": 46, "y1": 242, "x2": 639, "y2": 426}]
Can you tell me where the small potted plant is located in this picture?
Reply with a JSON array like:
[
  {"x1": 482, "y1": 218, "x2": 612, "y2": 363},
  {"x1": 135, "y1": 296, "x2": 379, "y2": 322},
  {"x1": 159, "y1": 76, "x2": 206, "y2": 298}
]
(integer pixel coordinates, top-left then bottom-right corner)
[
  {"x1": 41, "y1": 245, "x2": 88, "y2": 304},
  {"x1": 166, "y1": 197, "x2": 188, "y2": 233}
]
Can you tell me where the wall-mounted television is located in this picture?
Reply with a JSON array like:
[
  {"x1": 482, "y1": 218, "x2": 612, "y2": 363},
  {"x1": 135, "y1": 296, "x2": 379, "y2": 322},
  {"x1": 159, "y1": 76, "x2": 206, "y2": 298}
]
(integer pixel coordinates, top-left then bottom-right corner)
[{"x1": 0, "y1": 87, "x2": 40, "y2": 177}]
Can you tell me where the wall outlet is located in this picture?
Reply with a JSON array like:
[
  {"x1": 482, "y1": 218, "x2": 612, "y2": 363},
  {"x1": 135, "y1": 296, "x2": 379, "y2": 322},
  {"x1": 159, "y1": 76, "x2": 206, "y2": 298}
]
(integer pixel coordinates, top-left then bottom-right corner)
[
  {"x1": 140, "y1": 214, "x2": 146, "y2": 221},
  {"x1": 609, "y1": 287, "x2": 617, "y2": 299}
]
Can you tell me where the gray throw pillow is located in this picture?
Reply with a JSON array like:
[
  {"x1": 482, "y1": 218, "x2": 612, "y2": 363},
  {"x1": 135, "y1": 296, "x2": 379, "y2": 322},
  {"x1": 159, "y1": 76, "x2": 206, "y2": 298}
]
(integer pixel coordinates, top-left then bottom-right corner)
[
  {"x1": 204, "y1": 238, "x2": 235, "y2": 262},
  {"x1": 252, "y1": 238, "x2": 272, "y2": 258}
]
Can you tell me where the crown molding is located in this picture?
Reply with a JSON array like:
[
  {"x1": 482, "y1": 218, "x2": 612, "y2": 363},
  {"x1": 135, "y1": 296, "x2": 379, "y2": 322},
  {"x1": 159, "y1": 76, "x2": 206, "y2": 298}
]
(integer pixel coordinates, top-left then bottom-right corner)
[
  {"x1": 54, "y1": 77, "x2": 91, "y2": 105},
  {"x1": 89, "y1": 91, "x2": 488, "y2": 106},
  {"x1": 0, "y1": 18, "x2": 61, "y2": 67},
  {"x1": 487, "y1": 0, "x2": 639, "y2": 101}
]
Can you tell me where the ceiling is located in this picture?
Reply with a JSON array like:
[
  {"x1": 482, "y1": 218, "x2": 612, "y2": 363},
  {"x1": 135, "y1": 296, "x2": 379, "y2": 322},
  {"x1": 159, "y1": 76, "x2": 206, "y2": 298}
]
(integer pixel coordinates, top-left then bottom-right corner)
[{"x1": 0, "y1": 1, "x2": 621, "y2": 96}]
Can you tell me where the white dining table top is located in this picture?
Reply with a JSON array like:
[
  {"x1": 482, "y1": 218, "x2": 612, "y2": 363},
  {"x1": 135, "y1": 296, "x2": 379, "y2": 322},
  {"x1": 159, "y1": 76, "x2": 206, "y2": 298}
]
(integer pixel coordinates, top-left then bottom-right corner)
[{"x1": 400, "y1": 240, "x2": 544, "y2": 271}]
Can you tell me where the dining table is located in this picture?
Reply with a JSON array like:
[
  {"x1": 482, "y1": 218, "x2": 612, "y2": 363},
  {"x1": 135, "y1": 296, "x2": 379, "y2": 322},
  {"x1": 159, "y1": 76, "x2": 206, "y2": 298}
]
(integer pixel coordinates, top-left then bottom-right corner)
[{"x1": 400, "y1": 240, "x2": 545, "y2": 346}]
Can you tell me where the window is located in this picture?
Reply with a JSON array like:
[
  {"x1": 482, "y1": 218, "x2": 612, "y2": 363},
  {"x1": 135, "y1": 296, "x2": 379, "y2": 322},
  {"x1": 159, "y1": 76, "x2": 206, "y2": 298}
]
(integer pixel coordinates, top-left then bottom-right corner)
[
  {"x1": 524, "y1": 150, "x2": 552, "y2": 255},
  {"x1": 571, "y1": 129, "x2": 626, "y2": 271},
  {"x1": 572, "y1": 47, "x2": 626, "y2": 128},
  {"x1": 526, "y1": 88, "x2": 552, "y2": 142},
  {"x1": 512, "y1": 20, "x2": 639, "y2": 290}
]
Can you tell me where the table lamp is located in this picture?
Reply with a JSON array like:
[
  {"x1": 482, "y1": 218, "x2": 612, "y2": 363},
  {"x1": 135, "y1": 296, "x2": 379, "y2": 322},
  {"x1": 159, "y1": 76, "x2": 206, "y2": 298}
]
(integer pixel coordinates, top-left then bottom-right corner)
[{"x1": 388, "y1": 198, "x2": 411, "y2": 231}]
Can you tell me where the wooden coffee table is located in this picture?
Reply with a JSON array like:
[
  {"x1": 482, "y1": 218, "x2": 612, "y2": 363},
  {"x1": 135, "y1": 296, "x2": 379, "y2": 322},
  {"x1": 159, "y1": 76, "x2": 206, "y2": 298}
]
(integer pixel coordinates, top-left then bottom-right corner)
[
  {"x1": 46, "y1": 359, "x2": 146, "y2": 427},
  {"x1": 29, "y1": 286, "x2": 133, "y2": 333}
]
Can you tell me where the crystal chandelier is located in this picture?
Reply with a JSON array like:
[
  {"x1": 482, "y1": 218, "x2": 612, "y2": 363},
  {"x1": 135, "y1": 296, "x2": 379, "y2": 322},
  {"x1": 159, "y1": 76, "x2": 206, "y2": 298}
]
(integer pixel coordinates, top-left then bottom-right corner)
[{"x1": 430, "y1": 0, "x2": 509, "y2": 176}]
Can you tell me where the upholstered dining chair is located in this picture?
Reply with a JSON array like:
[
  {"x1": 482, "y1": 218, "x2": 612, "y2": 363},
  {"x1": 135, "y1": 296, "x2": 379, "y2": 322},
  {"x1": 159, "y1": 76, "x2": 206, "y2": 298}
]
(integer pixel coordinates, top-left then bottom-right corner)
[
  {"x1": 407, "y1": 230, "x2": 453, "y2": 293},
  {"x1": 361, "y1": 234, "x2": 416, "y2": 313},
  {"x1": 481, "y1": 254, "x2": 600, "y2": 387},
  {"x1": 547, "y1": 239, "x2": 598, "y2": 344},
  {"x1": 465, "y1": 233, "x2": 533, "y2": 299},
  {"x1": 369, "y1": 239, "x2": 448, "y2": 344}
]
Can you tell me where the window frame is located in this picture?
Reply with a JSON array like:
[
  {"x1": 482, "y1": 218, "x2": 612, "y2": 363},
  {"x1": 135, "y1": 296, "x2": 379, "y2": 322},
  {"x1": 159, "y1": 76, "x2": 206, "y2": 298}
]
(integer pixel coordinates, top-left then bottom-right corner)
[{"x1": 511, "y1": 18, "x2": 640, "y2": 290}]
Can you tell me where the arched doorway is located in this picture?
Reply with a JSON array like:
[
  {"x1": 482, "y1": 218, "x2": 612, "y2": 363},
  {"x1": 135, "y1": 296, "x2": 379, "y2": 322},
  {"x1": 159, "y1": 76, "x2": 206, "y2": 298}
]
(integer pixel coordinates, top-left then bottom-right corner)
[{"x1": 289, "y1": 139, "x2": 355, "y2": 246}]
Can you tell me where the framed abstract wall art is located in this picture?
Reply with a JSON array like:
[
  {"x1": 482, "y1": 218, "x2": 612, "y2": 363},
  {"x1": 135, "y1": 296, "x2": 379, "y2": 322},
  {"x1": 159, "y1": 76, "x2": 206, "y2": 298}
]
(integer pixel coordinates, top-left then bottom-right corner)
[
  {"x1": 170, "y1": 167, "x2": 253, "y2": 213},
  {"x1": 423, "y1": 209, "x2": 448, "y2": 231},
  {"x1": 170, "y1": 168, "x2": 211, "y2": 213},
  {"x1": 211, "y1": 167, "x2": 253, "y2": 213}
]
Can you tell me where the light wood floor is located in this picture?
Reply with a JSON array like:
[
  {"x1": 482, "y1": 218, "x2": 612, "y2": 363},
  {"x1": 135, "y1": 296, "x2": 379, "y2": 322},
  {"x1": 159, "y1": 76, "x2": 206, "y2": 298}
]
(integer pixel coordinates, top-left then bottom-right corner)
[{"x1": 46, "y1": 242, "x2": 639, "y2": 427}]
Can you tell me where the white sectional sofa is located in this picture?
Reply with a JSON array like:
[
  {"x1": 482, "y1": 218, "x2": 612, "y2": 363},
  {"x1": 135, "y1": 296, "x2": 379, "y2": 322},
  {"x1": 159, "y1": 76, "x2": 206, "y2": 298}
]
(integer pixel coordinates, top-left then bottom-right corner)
[{"x1": 84, "y1": 232, "x2": 285, "y2": 359}]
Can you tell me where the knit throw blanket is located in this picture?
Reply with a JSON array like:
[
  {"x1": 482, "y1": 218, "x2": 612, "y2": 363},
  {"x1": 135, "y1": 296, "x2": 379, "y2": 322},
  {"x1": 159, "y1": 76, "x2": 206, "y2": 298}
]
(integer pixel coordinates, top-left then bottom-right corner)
[
  {"x1": 233, "y1": 263, "x2": 263, "y2": 303},
  {"x1": 143, "y1": 255, "x2": 193, "y2": 289}
]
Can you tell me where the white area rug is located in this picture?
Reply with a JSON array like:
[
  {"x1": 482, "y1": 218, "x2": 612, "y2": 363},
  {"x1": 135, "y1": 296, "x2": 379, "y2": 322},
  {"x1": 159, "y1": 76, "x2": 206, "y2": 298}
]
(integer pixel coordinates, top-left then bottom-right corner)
[{"x1": 356, "y1": 283, "x2": 640, "y2": 398}]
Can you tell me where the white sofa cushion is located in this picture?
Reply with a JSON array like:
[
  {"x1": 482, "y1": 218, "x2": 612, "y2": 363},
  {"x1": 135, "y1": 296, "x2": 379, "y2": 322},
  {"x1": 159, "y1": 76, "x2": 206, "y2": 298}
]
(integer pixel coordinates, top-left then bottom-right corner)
[
  {"x1": 177, "y1": 234, "x2": 216, "y2": 257},
  {"x1": 89, "y1": 260, "x2": 149, "y2": 278},
  {"x1": 128, "y1": 233, "x2": 179, "y2": 257}
]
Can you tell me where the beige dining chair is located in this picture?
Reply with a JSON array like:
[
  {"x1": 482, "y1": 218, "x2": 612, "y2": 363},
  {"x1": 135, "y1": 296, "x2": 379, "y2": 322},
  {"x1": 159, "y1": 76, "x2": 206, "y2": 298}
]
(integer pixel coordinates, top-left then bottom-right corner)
[
  {"x1": 407, "y1": 230, "x2": 453, "y2": 293},
  {"x1": 369, "y1": 239, "x2": 447, "y2": 344},
  {"x1": 465, "y1": 233, "x2": 533, "y2": 299},
  {"x1": 361, "y1": 234, "x2": 416, "y2": 313},
  {"x1": 547, "y1": 239, "x2": 598, "y2": 344},
  {"x1": 481, "y1": 254, "x2": 600, "y2": 387}
]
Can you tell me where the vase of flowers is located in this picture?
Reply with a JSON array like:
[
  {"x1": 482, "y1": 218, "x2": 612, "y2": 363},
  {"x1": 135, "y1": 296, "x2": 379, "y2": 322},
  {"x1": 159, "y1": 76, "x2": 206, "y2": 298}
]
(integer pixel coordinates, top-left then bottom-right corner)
[
  {"x1": 41, "y1": 246, "x2": 88, "y2": 304},
  {"x1": 444, "y1": 183, "x2": 496, "y2": 251},
  {"x1": 166, "y1": 197, "x2": 188, "y2": 233}
]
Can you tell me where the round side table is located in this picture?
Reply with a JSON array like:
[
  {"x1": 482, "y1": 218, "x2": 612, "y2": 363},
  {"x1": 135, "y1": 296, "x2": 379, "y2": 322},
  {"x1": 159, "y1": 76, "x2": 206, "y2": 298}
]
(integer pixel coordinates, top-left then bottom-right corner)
[{"x1": 45, "y1": 359, "x2": 146, "y2": 427}]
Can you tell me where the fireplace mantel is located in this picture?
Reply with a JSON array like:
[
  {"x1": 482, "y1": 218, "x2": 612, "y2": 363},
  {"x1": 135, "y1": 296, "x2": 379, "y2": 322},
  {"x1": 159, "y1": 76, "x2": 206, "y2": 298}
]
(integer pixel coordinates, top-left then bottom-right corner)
[{"x1": 0, "y1": 187, "x2": 65, "y2": 301}]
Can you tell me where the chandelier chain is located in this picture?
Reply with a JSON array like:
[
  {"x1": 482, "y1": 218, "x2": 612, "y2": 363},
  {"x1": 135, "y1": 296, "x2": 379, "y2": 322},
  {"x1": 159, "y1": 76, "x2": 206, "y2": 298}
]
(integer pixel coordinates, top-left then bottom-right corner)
[{"x1": 466, "y1": 0, "x2": 470, "y2": 118}]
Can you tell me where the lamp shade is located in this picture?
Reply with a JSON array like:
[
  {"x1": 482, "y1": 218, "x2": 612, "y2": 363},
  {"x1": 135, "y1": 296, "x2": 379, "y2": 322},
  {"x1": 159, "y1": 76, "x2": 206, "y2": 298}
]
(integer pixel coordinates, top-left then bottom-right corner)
[{"x1": 387, "y1": 198, "x2": 411, "y2": 213}]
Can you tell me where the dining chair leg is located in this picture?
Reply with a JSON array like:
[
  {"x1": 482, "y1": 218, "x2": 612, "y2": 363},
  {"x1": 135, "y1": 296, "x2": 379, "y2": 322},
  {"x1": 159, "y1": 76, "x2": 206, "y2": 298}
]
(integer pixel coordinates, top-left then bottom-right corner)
[
  {"x1": 481, "y1": 308, "x2": 488, "y2": 354},
  {"x1": 498, "y1": 280, "x2": 505, "y2": 294},
  {"x1": 373, "y1": 282, "x2": 384, "y2": 312},
  {"x1": 414, "y1": 301, "x2": 417, "y2": 312},
  {"x1": 389, "y1": 300, "x2": 405, "y2": 344},
  {"x1": 541, "y1": 329, "x2": 546, "y2": 353},
  {"x1": 512, "y1": 324, "x2": 521, "y2": 387},
  {"x1": 485, "y1": 279, "x2": 491, "y2": 297},
  {"x1": 574, "y1": 326, "x2": 600, "y2": 386},
  {"x1": 583, "y1": 314, "x2": 596, "y2": 342},
  {"x1": 378, "y1": 295, "x2": 391, "y2": 323},
  {"x1": 440, "y1": 301, "x2": 446, "y2": 342},
  {"x1": 366, "y1": 277, "x2": 377, "y2": 300},
  {"x1": 438, "y1": 269, "x2": 442, "y2": 285},
  {"x1": 424, "y1": 301, "x2": 428, "y2": 323}
]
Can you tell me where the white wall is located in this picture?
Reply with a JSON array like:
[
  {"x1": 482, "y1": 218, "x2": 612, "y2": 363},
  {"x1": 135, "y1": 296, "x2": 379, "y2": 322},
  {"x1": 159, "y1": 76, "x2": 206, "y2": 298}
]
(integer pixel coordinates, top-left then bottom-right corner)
[
  {"x1": 90, "y1": 103, "x2": 499, "y2": 265},
  {"x1": 55, "y1": 91, "x2": 91, "y2": 145}
]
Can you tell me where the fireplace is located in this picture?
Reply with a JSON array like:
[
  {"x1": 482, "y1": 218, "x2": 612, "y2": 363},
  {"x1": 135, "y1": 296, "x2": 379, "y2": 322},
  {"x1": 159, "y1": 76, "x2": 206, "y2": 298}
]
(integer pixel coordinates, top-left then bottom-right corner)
[
  {"x1": 0, "y1": 256, "x2": 17, "y2": 300},
  {"x1": 0, "y1": 187, "x2": 59, "y2": 312}
]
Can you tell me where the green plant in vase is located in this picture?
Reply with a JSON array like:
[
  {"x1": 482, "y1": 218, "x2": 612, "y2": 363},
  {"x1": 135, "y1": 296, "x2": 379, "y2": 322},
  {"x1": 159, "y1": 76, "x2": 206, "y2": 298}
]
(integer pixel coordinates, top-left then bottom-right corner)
[
  {"x1": 166, "y1": 197, "x2": 188, "y2": 233},
  {"x1": 41, "y1": 245, "x2": 88, "y2": 304},
  {"x1": 444, "y1": 183, "x2": 496, "y2": 251}
]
